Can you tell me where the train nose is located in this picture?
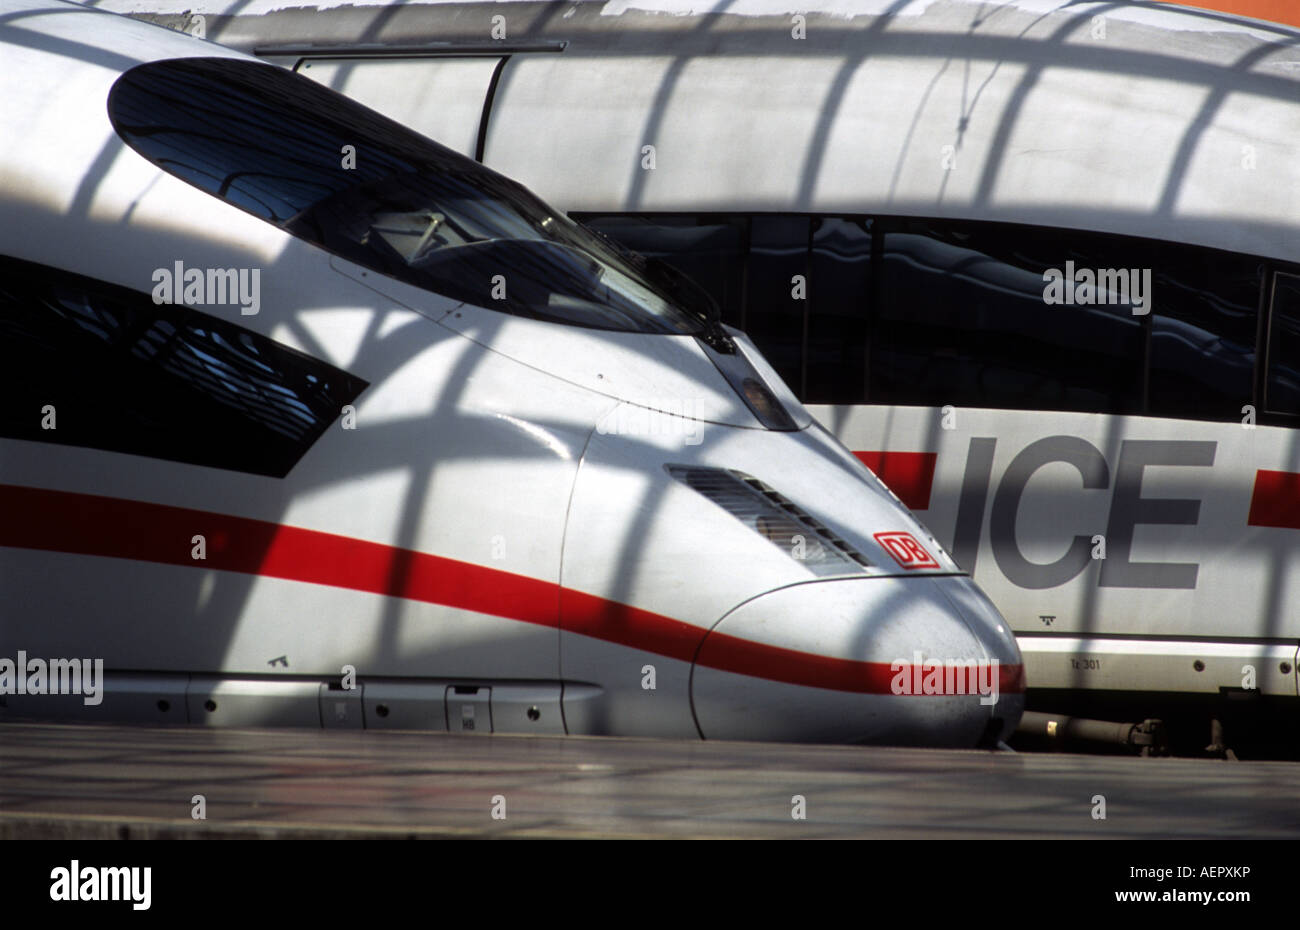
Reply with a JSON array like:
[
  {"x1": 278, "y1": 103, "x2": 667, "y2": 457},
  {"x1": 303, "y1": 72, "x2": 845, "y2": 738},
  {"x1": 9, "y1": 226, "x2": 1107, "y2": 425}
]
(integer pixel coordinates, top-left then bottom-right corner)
[{"x1": 690, "y1": 575, "x2": 1025, "y2": 747}]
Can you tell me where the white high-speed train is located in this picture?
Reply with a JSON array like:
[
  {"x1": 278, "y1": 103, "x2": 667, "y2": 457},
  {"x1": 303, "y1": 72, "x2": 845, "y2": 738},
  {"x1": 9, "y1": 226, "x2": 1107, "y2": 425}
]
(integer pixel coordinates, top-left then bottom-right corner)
[
  {"x1": 91, "y1": 0, "x2": 1300, "y2": 754},
  {"x1": 0, "y1": 0, "x2": 1025, "y2": 749}
]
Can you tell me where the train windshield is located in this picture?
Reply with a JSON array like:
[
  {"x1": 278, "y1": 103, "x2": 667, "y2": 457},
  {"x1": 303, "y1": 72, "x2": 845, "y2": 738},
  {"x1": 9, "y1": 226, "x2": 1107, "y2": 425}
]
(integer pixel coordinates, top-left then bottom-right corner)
[{"x1": 107, "y1": 57, "x2": 709, "y2": 335}]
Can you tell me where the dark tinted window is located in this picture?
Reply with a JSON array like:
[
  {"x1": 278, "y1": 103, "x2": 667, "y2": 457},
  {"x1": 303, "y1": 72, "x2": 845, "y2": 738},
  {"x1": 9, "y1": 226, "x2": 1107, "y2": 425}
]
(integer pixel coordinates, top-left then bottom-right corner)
[
  {"x1": 1148, "y1": 249, "x2": 1260, "y2": 420},
  {"x1": 807, "y1": 217, "x2": 871, "y2": 404},
  {"x1": 576, "y1": 215, "x2": 749, "y2": 328},
  {"x1": 872, "y1": 219, "x2": 1145, "y2": 413},
  {"x1": 745, "y1": 216, "x2": 810, "y2": 395},
  {"x1": 108, "y1": 58, "x2": 707, "y2": 334},
  {"x1": 0, "y1": 255, "x2": 366, "y2": 477},
  {"x1": 1266, "y1": 272, "x2": 1300, "y2": 416},
  {"x1": 572, "y1": 211, "x2": 1270, "y2": 422}
]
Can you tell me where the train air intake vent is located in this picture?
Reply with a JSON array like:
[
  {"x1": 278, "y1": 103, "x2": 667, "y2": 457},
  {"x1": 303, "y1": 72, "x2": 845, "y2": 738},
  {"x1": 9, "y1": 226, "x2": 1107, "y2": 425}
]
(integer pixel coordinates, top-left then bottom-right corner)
[{"x1": 665, "y1": 465, "x2": 871, "y2": 576}]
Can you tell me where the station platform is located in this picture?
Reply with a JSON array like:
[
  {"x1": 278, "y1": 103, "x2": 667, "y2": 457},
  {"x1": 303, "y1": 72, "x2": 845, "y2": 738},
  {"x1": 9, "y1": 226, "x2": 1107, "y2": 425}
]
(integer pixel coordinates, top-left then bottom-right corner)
[{"x1": 1, "y1": 721, "x2": 1297, "y2": 839}]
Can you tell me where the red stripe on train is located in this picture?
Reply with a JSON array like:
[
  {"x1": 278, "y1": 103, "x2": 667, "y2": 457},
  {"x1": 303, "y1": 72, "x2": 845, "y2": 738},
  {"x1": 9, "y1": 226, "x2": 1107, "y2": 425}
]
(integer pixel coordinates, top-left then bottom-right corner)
[
  {"x1": 0, "y1": 483, "x2": 1020, "y2": 695},
  {"x1": 852, "y1": 451, "x2": 938, "y2": 510},
  {"x1": 696, "y1": 632, "x2": 1026, "y2": 695},
  {"x1": 0, "y1": 483, "x2": 561, "y2": 627},
  {"x1": 1248, "y1": 469, "x2": 1300, "y2": 529}
]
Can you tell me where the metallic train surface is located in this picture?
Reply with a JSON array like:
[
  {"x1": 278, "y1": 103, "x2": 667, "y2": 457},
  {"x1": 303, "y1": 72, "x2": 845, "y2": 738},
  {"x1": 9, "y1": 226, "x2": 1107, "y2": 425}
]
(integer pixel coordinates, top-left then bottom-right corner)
[
  {"x1": 102, "y1": 0, "x2": 1300, "y2": 751},
  {"x1": 0, "y1": 0, "x2": 1023, "y2": 746}
]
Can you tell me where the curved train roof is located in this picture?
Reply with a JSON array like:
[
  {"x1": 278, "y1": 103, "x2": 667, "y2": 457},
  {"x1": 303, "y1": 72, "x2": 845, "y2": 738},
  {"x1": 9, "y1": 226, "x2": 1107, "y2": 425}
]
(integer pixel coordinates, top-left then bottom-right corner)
[
  {"x1": 0, "y1": 1, "x2": 277, "y2": 285},
  {"x1": 54, "y1": 0, "x2": 1300, "y2": 262}
]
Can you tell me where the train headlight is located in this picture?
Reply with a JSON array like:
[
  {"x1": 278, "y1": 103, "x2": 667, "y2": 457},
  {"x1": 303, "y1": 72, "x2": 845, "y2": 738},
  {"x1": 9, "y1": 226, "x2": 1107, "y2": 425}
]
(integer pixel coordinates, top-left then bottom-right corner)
[
  {"x1": 695, "y1": 327, "x2": 800, "y2": 432},
  {"x1": 739, "y1": 377, "x2": 793, "y2": 430}
]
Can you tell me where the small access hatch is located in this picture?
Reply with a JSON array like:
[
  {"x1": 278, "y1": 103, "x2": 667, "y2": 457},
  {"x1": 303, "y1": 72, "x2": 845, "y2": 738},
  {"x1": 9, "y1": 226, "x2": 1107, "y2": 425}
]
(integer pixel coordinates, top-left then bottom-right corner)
[
  {"x1": 446, "y1": 685, "x2": 492, "y2": 733},
  {"x1": 319, "y1": 681, "x2": 363, "y2": 729}
]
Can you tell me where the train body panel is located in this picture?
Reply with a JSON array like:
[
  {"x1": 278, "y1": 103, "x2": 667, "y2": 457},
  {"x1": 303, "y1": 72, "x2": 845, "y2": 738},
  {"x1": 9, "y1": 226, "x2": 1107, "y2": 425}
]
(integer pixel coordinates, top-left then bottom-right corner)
[
  {"x1": 0, "y1": 0, "x2": 1021, "y2": 746},
  {"x1": 816, "y1": 404, "x2": 1300, "y2": 699},
  {"x1": 89, "y1": 0, "x2": 1300, "y2": 748},
  {"x1": 693, "y1": 574, "x2": 1023, "y2": 745},
  {"x1": 98, "y1": 0, "x2": 1300, "y2": 258}
]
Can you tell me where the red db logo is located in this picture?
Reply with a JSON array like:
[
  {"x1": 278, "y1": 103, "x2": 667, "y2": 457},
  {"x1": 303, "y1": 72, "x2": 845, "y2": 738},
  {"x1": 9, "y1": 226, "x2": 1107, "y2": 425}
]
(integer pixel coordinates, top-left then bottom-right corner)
[{"x1": 873, "y1": 531, "x2": 940, "y2": 570}]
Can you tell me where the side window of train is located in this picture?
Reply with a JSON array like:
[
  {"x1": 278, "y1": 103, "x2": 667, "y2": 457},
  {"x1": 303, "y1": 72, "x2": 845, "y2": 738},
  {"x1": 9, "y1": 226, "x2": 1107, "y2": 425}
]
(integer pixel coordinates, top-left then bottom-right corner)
[
  {"x1": 807, "y1": 217, "x2": 871, "y2": 405},
  {"x1": 746, "y1": 216, "x2": 811, "y2": 396},
  {"x1": 573, "y1": 213, "x2": 868, "y2": 404},
  {"x1": 573, "y1": 214, "x2": 749, "y2": 328},
  {"x1": 570, "y1": 212, "x2": 1265, "y2": 422},
  {"x1": 577, "y1": 213, "x2": 810, "y2": 394},
  {"x1": 0, "y1": 255, "x2": 367, "y2": 477},
  {"x1": 1265, "y1": 272, "x2": 1300, "y2": 416},
  {"x1": 871, "y1": 219, "x2": 1146, "y2": 414},
  {"x1": 1146, "y1": 247, "x2": 1260, "y2": 422}
]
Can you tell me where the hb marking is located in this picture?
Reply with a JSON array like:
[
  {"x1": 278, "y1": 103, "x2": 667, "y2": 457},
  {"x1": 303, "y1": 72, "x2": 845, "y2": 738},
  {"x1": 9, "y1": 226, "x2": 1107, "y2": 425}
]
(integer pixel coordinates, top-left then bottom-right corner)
[{"x1": 873, "y1": 531, "x2": 939, "y2": 570}]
